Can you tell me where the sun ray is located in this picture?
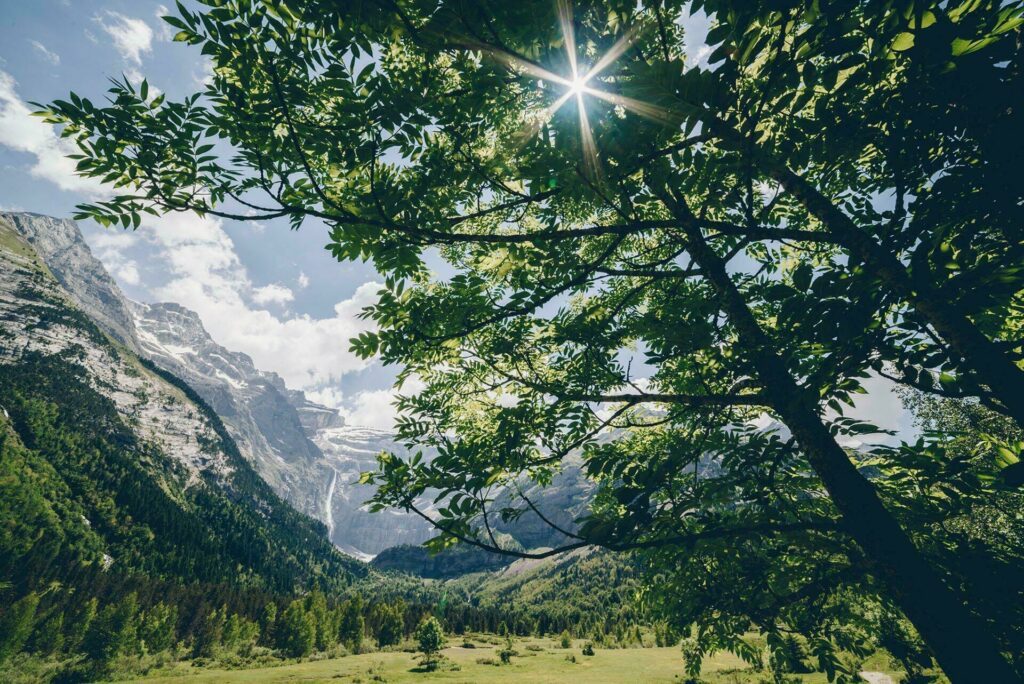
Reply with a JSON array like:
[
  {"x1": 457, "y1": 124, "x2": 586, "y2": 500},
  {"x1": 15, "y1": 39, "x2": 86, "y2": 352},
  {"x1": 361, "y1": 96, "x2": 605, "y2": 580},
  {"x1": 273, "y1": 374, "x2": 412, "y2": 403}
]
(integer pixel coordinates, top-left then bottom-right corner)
[
  {"x1": 581, "y1": 25, "x2": 639, "y2": 82},
  {"x1": 468, "y1": 38, "x2": 572, "y2": 88},
  {"x1": 585, "y1": 88, "x2": 679, "y2": 125},
  {"x1": 576, "y1": 97, "x2": 602, "y2": 181},
  {"x1": 557, "y1": 0, "x2": 579, "y2": 81},
  {"x1": 492, "y1": 2, "x2": 677, "y2": 174}
]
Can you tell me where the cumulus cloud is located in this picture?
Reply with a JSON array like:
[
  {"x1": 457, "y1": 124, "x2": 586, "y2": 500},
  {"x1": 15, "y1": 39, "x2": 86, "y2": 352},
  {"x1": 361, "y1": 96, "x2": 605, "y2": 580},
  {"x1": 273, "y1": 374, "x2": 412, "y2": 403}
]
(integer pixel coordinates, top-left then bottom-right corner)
[
  {"x1": 95, "y1": 12, "x2": 153, "y2": 67},
  {"x1": 252, "y1": 283, "x2": 294, "y2": 306},
  {"x1": 676, "y1": 8, "x2": 715, "y2": 69},
  {"x1": 306, "y1": 387, "x2": 344, "y2": 409},
  {"x1": 30, "y1": 40, "x2": 60, "y2": 66},
  {"x1": 297, "y1": 272, "x2": 310, "y2": 289},
  {"x1": 0, "y1": 66, "x2": 394, "y2": 425},
  {"x1": 154, "y1": 5, "x2": 176, "y2": 40},
  {"x1": 340, "y1": 389, "x2": 399, "y2": 429},
  {"x1": 137, "y1": 211, "x2": 379, "y2": 390},
  {"x1": 90, "y1": 231, "x2": 141, "y2": 285},
  {"x1": 0, "y1": 71, "x2": 107, "y2": 196}
]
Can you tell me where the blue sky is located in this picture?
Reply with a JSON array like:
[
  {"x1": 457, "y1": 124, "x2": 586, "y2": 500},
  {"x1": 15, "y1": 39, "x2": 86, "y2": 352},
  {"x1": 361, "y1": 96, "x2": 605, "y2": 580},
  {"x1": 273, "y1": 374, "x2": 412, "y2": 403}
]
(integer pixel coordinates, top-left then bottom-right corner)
[
  {"x1": 0, "y1": 0, "x2": 915, "y2": 437},
  {"x1": 0, "y1": 0, "x2": 402, "y2": 425}
]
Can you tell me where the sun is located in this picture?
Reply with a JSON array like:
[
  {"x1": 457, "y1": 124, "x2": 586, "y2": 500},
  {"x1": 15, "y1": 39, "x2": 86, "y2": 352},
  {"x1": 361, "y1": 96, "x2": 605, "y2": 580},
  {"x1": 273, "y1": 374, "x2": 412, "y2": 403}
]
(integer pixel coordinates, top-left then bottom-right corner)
[
  {"x1": 567, "y1": 73, "x2": 589, "y2": 98},
  {"x1": 478, "y1": 1, "x2": 673, "y2": 175}
]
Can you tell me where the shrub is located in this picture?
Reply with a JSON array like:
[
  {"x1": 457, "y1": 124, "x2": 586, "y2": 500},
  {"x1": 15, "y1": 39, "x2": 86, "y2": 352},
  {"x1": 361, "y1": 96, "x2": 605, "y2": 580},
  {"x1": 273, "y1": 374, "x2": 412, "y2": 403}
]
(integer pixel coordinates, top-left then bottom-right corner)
[
  {"x1": 582, "y1": 642, "x2": 595, "y2": 656},
  {"x1": 499, "y1": 636, "x2": 515, "y2": 664}
]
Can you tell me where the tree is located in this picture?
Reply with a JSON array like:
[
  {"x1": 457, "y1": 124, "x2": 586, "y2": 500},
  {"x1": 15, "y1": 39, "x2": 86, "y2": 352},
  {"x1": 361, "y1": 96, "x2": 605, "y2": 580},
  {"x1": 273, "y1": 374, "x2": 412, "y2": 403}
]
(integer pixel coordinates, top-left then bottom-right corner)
[
  {"x1": 338, "y1": 596, "x2": 365, "y2": 653},
  {"x1": 191, "y1": 605, "x2": 226, "y2": 658},
  {"x1": 559, "y1": 630, "x2": 572, "y2": 649},
  {"x1": 0, "y1": 592, "x2": 40, "y2": 662},
  {"x1": 29, "y1": 610, "x2": 65, "y2": 657},
  {"x1": 304, "y1": 591, "x2": 336, "y2": 653},
  {"x1": 139, "y1": 602, "x2": 178, "y2": 654},
  {"x1": 499, "y1": 634, "x2": 515, "y2": 664},
  {"x1": 277, "y1": 599, "x2": 316, "y2": 658},
  {"x1": 222, "y1": 613, "x2": 260, "y2": 656},
  {"x1": 260, "y1": 602, "x2": 278, "y2": 646},
  {"x1": 374, "y1": 603, "x2": 405, "y2": 648},
  {"x1": 415, "y1": 616, "x2": 446, "y2": 671},
  {"x1": 41, "y1": 0, "x2": 1024, "y2": 680},
  {"x1": 83, "y1": 592, "x2": 139, "y2": 665},
  {"x1": 65, "y1": 597, "x2": 97, "y2": 654}
]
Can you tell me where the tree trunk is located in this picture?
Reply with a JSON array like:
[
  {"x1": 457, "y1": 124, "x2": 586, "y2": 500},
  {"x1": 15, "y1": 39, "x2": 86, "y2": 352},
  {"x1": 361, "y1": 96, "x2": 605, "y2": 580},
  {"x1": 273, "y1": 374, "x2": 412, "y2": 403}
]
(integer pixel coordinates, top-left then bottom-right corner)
[
  {"x1": 655, "y1": 186, "x2": 1019, "y2": 683},
  {"x1": 764, "y1": 160, "x2": 1024, "y2": 429}
]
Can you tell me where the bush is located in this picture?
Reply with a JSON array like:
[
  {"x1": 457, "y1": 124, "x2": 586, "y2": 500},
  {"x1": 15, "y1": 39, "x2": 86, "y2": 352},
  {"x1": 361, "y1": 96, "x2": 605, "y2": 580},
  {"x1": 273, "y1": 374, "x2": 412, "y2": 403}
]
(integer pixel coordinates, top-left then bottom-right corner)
[
  {"x1": 582, "y1": 642, "x2": 595, "y2": 656},
  {"x1": 559, "y1": 630, "x2": 572, "y2": 649},
  {"x1": 499, "y1": 636, "x2": 516, "y2": 664}
]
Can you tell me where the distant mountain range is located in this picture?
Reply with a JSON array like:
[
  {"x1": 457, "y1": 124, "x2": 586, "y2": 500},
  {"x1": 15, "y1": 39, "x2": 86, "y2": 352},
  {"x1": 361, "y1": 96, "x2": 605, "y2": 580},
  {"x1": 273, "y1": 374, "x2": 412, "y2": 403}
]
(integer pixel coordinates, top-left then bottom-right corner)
[
  {"x1": 0, "y1": 211, "x2": 435, "y2": 559},
  {"x1": 0, "y1": 212, "x2": 362, "y2": 592}
]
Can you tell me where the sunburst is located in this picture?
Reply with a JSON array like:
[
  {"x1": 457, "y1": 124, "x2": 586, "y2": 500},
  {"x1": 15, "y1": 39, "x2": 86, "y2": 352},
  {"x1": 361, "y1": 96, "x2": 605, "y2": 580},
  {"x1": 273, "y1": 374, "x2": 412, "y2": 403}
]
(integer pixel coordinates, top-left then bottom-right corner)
[{"x1": 482, "y1": 1, "x2": 673, "y2": 175}]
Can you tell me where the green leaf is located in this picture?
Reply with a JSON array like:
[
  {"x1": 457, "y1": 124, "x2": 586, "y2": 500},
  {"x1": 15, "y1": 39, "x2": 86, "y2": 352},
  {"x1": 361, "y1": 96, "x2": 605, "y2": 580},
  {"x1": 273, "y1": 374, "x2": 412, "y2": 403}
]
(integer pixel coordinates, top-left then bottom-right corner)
[{"x1": 892, "y1": 32, "x2": 915, "y2": 51}]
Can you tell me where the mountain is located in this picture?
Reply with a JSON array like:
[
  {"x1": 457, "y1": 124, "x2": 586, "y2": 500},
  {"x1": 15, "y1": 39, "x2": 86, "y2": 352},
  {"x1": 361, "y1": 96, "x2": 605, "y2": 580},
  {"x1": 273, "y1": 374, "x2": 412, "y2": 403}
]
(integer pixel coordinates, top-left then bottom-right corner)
[
  {"x1": 130, "y1": 300, "x2": 329, "y2": 516},
  {"x1": 0, "y1": 210, "x2": 586, "y2": 563},
  {"x1": 0, "y1": 212, "x2": 140, "y2": 352},
  {"x1": 0, "y1": 211, "x2": 432, "y2": 559},
  {"x1": 0, "y1": 214, "x2": 363, "y2": 597},
  {"x1": 130, "y1": 301, "x2": 434, "y2": 558}
]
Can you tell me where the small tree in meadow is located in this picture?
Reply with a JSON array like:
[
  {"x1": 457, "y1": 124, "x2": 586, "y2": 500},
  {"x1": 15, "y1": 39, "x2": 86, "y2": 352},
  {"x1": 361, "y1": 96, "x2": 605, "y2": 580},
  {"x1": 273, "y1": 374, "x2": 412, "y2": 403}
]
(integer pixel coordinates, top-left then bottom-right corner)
[
  {"x1": 499, "y1": 635, "x2": 515, "y2": 664},
  {"x1": 415, "y1": 616, "x2": 445, "y2": 671}
]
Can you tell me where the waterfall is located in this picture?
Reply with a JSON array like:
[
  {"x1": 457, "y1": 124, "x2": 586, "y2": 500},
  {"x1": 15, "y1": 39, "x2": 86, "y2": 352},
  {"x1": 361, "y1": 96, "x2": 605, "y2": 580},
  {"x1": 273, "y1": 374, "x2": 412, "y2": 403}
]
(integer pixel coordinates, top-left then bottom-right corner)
[{"x1": 325, "y1": 468, "x2": 338, "y2": 540}]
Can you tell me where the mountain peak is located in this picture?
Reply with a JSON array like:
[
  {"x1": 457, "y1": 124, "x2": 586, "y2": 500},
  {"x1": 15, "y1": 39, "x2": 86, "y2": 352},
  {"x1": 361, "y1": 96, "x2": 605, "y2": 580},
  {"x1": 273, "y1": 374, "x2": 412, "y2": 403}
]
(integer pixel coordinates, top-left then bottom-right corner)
[{"x1": 0, "y1": 212, "x2": 141, "y2": 352}]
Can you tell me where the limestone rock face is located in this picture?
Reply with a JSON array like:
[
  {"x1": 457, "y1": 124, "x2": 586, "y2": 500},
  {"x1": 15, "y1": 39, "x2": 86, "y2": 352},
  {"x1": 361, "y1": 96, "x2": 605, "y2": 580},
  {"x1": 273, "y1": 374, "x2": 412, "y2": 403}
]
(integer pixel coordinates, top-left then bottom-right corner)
[
  {"x1": 1, "y1": 211, "x2": 433, "y2": 558},
  {"x1": 0, "y1": 216, "x2": 233, "y2": 485},
  {"x1": 0, "y1": 212, "x2": 140, "y2": 352},
  {"x1": 312, "y1": 425, "x2": 434, "y2": 559},
  {"x1": 130, "y1": 300, "x2": 434, "y2": 556}
]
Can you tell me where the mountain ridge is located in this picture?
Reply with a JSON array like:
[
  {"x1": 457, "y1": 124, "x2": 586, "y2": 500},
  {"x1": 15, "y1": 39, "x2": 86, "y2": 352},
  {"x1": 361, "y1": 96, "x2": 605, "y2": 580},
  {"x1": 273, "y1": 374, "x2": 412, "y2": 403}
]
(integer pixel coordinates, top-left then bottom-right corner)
[
  {"x1": 1, "y1": 210, "x2": 434, "y2": 559},
  {"x1": 0, "y1": 213, "x2": 363, "y2": 594}
]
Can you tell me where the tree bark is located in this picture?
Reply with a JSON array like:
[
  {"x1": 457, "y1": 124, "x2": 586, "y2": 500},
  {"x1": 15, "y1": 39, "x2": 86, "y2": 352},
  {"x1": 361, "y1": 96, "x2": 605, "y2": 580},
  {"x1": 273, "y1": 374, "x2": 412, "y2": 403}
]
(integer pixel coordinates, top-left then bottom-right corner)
[
  {"x1": 655, "y1": 186, "x2": 1019, "y2": 683},
  {"x1": 757, "y1": 149, "x2": 1024, "y2": 429}
]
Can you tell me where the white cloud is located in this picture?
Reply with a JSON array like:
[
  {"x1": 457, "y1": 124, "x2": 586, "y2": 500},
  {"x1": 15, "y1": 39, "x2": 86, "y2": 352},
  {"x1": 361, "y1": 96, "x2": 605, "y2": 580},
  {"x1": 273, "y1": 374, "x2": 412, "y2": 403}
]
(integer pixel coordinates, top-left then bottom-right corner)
[
  {"x1": 340, "y1": 389, "x2": 399, "y2": 429},
  {"x1": 252, "y1": 283, "x2": 294, "y2": 305},
  {"x1": 136, "y1": 212, "x2": 379, "y2": 390},
  {"x1": 90, "y1": 231, "x2": 141, "y2": 286},
  {"x1": 0, "y1": 71, "x2": 107, "y2": 196},
  {"x1": 30, "y1": 40, "x2": 60, "y2": 66},
  {"x1": 95, "y1": 12, "x2": 153, "y2": 67},
  {"x1": 297, "y1": 272, "x2": 310, "y2": 289},
  {"x1": 676, "y1": 8, "x2": 715, "y2": 69},
  {"x1": 0, "y1": 67, "x2": 384, "y2": 407},
  {"x1": 154, "y1": 5, "x2": 176, "y2": 41},
  {"x1": 193, "y1": 59, "x2": 215, "y2": 88},
  {"x1": 306, "y1": 387, "x2": 344, "y2": 409}
]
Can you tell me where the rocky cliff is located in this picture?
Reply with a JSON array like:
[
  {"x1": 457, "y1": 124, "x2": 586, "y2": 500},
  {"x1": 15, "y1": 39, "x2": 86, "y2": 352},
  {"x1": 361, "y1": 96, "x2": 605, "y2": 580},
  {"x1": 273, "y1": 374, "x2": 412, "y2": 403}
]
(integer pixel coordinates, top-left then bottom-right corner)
[
  {"x1": 0, "y1": 212, "x2": 140, "y2": 352},
  {"x1": 130, "y1": 300, "x2": 330, "y2": 516},
  {"x1": 129, "y1": 300, "x2": 434, "y2": 557},
  {"x1": 0, "y1": 214, "x2": 361, "y2": 589}
]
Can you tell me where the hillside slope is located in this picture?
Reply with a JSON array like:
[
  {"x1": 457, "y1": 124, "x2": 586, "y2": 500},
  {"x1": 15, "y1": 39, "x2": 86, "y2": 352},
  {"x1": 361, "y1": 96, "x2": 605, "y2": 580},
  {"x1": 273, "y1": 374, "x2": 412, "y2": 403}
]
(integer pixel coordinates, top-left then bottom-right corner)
[
  {"x1": 0, "y1": 215, "x2": 363, "y2": 596},
  {"x1": 131, "y1": 300, "x2": 434, "y2": 558}
]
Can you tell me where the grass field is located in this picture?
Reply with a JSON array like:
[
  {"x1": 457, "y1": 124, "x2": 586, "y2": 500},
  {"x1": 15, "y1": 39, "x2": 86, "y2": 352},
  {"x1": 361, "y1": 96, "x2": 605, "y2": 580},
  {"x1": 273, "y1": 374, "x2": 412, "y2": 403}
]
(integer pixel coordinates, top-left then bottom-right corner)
[{"x1": 124, "y1": 636, "x2": 902, "y2": 683}]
